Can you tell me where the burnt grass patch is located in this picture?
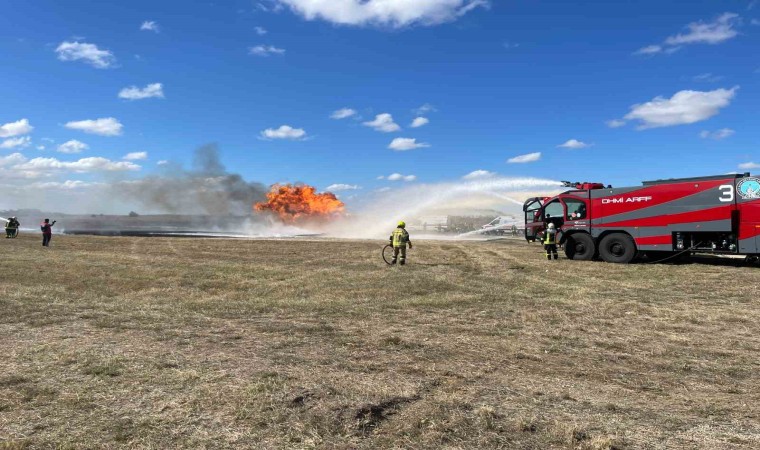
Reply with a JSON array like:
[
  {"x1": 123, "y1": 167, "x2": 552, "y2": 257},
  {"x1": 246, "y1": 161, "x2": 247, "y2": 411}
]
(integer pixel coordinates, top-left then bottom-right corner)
[{"x1": 350, "y1": 395, "x2": 421, "y2": 435}]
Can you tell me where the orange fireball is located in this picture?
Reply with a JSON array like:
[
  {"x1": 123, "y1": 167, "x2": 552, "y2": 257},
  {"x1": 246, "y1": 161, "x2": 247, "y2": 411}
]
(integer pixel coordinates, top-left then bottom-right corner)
[{"x1": 255, "y1": 184, "x2": 345, "y2": 223}]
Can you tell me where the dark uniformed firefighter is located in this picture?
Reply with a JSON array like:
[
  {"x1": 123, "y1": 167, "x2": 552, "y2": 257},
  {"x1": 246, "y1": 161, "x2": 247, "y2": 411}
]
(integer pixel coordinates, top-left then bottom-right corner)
[
  {"x1": 40, "y1": 218, "x2": 56, "y2": 247},
  {"x1": 542, "y1": 222, "x2": 558, "y2": 260},
  {"x1": 389, "y1": 221, "x2": 413, "y2": 265},
  {"x1": 5, "y1": 216, "x2": 20, "y2": 238}
]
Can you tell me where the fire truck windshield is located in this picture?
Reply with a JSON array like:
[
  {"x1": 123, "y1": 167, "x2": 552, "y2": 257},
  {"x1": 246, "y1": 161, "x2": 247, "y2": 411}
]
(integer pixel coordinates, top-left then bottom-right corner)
[{"x1": 543, "y1": 200, "x2": 563, "y2": 221}]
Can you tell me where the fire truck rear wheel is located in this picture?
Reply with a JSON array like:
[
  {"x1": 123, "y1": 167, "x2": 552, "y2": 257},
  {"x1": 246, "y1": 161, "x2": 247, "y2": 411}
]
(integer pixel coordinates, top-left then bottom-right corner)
[
  {"x1": 564, "y1": 233, "x2": 595, "y2": 261},
  {"x1": 599, "y1": 233, "x2": 637, "y2": 264}
]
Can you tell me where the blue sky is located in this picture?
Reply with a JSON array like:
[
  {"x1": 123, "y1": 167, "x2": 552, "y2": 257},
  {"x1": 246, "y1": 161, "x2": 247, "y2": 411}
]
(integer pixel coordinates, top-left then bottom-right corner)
[{"x1": 1, "y1": 0, "x2": 759, "y2": 212}]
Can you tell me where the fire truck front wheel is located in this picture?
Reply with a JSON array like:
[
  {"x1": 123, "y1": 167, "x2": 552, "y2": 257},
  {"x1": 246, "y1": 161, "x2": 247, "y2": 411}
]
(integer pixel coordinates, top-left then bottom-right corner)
[
  {"x1": 599, "y1": 233, "x2": 637, "y2": 264},
  {"x1": 564, "y1": 233, "x2": 595, "y2": 261}
]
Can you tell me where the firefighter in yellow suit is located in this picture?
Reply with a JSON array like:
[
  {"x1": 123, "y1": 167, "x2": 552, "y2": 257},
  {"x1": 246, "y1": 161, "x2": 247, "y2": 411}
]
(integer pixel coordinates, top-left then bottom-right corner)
[
  {"x1": 390, "y1": 221, "x2": 413, "y2": 265},
  {"x1": 543, "y1": 222, "x2": 558, "y2": 260}
]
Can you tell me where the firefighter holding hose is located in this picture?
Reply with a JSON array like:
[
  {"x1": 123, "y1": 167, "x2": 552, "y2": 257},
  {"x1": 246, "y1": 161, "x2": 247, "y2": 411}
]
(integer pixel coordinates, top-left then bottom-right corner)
[{"x1": 389, "y1": 221, "x2": 413, "y2": 265}]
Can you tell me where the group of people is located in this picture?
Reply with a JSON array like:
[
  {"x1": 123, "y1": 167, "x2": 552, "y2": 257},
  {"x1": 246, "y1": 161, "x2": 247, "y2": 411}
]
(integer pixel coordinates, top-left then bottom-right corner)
[
  {"x1": 11, "y1": 216, "x2": 557, "y2": 260},
  {"x1": 388, "y1": 220, "x2": 561, "y2": 266},
  {"x1": 3, "y1": 217, "x2": 57, "y2": 246}
]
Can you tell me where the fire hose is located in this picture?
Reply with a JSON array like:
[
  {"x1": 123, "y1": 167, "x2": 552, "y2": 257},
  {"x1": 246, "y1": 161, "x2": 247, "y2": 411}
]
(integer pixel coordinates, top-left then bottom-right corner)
[
  {"x1": 642, "y1": 242, "x2": 703, "y2": 264},
  {"x1": 382, "y1": 245, "x2": 393, "y2": 265},
  {"x1": 382, "y1": 244, "x2": 412, "y2": 265}
]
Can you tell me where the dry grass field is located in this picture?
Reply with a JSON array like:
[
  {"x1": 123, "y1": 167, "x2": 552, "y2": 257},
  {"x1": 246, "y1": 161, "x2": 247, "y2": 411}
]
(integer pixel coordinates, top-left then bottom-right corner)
[{"x1": 2, "y1": 234, "x2": 760, "y2": 449}]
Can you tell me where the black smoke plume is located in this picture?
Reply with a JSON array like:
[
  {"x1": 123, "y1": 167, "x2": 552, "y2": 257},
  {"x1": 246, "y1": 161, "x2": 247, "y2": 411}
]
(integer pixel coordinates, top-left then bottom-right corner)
[{"x1": 115, "y1": 144, "x2": 267, "y2": 216}]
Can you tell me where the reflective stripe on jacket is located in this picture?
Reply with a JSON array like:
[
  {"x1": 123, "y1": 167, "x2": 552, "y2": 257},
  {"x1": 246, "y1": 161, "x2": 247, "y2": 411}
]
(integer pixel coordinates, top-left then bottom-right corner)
[
  {"x1": 543, "y1": 229, "x2": 557, "y2": 245},
  {"x1": 391, "y1": 228, "x2": 409, "y2": 248}
]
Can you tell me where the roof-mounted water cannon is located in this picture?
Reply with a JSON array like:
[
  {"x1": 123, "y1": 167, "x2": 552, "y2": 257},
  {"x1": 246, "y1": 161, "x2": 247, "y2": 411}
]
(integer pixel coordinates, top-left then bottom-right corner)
[{"x1": 561, "y1": 181, "x2": 610, "y2": 190}]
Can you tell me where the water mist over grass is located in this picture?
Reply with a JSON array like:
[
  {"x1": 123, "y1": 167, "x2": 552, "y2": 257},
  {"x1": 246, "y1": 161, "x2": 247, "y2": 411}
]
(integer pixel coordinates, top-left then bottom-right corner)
[{"x1": 326, "y1": 176, "x2": 563, "y2": 239}]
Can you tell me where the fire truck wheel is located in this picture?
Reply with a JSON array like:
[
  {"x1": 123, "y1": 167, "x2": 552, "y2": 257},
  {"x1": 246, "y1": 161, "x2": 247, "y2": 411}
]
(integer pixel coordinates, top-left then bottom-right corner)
[
  {"x1": 599, "y1": 233, "x2": 637, "y2": 264},
  {"x1": 564, "y1": 233, "x2": 595, "y2": 261}
]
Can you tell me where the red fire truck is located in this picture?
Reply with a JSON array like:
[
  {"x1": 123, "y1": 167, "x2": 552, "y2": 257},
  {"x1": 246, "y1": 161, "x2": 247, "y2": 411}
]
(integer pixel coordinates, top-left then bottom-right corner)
[{"x1": 523, "y1": 173, "x2": 760, "y2": 263}]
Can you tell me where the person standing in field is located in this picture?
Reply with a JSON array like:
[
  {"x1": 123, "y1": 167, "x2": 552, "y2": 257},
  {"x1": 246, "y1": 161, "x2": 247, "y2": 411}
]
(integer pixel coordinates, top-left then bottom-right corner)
[
  {"x1": 389, "y1": 221, "x2": 413, "y2": 265},
  {"x1": 542, "y1": 222, "x2": 558, "y2": 260},
  {"x1": 40, "y1": 218, "x2": 56, "y2": 247},
  {"x1": 5, "y1": 216, "x2": 20, "y2": 238}
]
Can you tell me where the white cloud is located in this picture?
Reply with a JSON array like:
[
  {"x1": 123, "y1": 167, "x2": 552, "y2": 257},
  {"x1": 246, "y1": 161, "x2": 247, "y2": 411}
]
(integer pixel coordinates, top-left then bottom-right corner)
[
  {"x1": 255, "y1": 26, "x2": 268, "y2": 35},
  {"x1": 118, "y1": 83, "x2": 164, "y2": 100},
  {"x1": 260, "y1": 125, "x2": 306, "y2": 140},
  {"x1": 634, "y1": 44, "x2": 663, "y2": 55},
  {"x1": 414, "y1": 104, "x2": 437, "y2": 115},
  {"x1": 699, "y1": 128, "x2": 735, "y2": 140},
  {"x1": 65, "y1": 117, "x2": 124, "y2": 136},
  {"x1": 665, "y1": 13, "x2": 740, "y2": 46},
  {"x1": 558, "y1": 139, "x2": 589, "y2": 149},
  {"x1": 256, "y1": 2, "x2": 285, "y2": 13},
  {"x1": 739, "y1": 162, "x2": 760, "y2": 170},
  {"x1": 0, "y1": 136, "x2": 31, "y2": 149},
  {"x1": 388, "y1": 137, "x2": 430, "y2": 151},
  {"x1": 249, "y1": 45, "x2": 286, "y2": 56},
  {"x1": 606, "y1": 119, "x2": 627, "y2": 128},
  {"x1": 36, "y1": 145, "x2": 45, "y2": 150},
  {"x1": 463, "y1": 170, "x2": 496, "y2": 180},
  {"x1": 14, "y1": 156, "x2": 140, "y2": 173},
  {"x1": 55, "y1": 41, "x2": 116, "y2": 69},
  {"x1": 0, "y1": 118, "x2": 33, "y2": 138},
  {"x1": 693, "y1": 73, "x2": 723, "y2": 82},
  {"x1": 123, "y1": 151, "x2": 148, "y2": 160},
  {"x1": 57, "y1": 140, "x2": 88, "y2": 154},
  {"x1": 507, "y1": 152, "x2": 541, "y2": 163},
  {"x1": 30, "y1": 180, "x2": 103, "y2": 190},
  {"x1": 363, "y1": 113, "x2": 400, "y2": 132},
  {"x1": 157, "y1": 160, "x2": 169, "y2": 165},
  {"x1": 274, "y1": 0, "x2": 489, "y2": 28},
  {"x1": 386, "y1": 173, "x2": 416, "y2": 181},
  {"x1": 636, "y1": 13, "x2": 741, "y2": 56},
  {"x1": 624, "y1": 86, "x2": 739, "y2": 129},
  {"x1": 0, "y1": 153, "x2": 28, "y2": 167},
  {"x1": 140, "y1": 21, "x2": 160, "y2": 32},
  {"x1": 330, "y1": 108, "x2": 357, "y2": 119},
  {"x1": 503, "y1": 42, "x2": 520, "y2": 49},
  {"x1": 410, "y1": 117, "x2": 429, "y2": 128},
  {"x1": 326, "y1": 183, "x2": 360, "y2": 191}
]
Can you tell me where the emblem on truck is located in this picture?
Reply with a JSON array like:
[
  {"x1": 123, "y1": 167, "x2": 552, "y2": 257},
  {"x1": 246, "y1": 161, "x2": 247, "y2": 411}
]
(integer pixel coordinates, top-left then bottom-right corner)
[{"x1": 737, "y1": 177, "x2": 760, "y2": 199}]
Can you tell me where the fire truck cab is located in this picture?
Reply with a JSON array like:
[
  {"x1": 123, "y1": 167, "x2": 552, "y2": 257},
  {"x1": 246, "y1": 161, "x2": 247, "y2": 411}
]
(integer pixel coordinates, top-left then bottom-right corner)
[{"x1": 523, "y1": 174, "x2": 760, "y2": 263}]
